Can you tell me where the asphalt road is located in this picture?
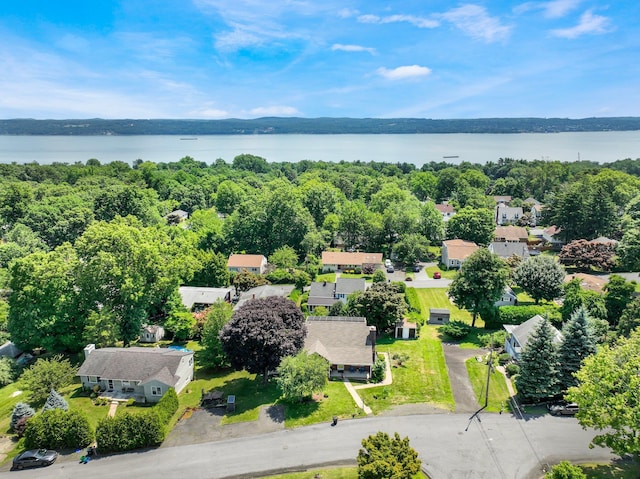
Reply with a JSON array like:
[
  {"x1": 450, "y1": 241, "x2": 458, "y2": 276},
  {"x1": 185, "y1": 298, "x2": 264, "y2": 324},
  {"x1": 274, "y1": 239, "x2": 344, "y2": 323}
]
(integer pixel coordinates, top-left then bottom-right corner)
[{"x1": 3, "y1": 413, "x2": 615, "y2": 479}]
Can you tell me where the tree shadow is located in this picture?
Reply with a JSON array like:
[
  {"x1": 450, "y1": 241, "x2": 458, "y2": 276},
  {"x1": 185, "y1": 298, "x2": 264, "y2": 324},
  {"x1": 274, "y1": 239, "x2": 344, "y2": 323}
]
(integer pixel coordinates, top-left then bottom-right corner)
[{"x1": 279, "y1": 396, "x2": 320, "y2": 422}]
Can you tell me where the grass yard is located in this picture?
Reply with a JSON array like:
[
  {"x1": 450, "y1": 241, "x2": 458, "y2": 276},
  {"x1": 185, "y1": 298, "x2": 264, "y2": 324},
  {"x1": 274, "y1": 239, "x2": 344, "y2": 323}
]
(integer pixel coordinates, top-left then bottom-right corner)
[
  {"x1": 465, "y1": 358, "x2": 511, "y2": 413},
  {"x1": 579, "y1": 460, "x2": 640, "y2": 478},
  {"x1": 315, "y1": 273, "x2": 336, "y2": 283},
  {"x1": 281, "y1": 381, "x2": 363, "y2": 427},
  {"x1": 411, "y1": 288, "x2": 475, "y2": 324},
  {"x1": 339, "y1": 272, "x2": 373, "y2": 282},
  {"x1": 358, "y1": 326, "x2": 454, "y2": 413},
  {"x1": 0, "y1": 383, "x2": 26, "y2": 434},
  {"x1": 263, "y1": 467, "x2": 428, "y2": 479},
  {"x1": 424, "y1": 265, "x2": 457, "y2": 280}
]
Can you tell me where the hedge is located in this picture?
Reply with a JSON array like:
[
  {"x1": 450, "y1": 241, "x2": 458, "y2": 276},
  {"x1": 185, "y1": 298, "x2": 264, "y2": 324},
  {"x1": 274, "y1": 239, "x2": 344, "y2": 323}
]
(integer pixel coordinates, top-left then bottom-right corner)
[
  {"x1": 404, "y1": 288, "x2": 421, "y2": 314},
  {"x1": 484, "y1": 305, "x2": 560, "y2": 329},
  {"x1": 95, "y1": 388, "x2": 179, "y2": 452},
  {"x1": 24, "y1": 409, "x2": 93, "y2": 450}
]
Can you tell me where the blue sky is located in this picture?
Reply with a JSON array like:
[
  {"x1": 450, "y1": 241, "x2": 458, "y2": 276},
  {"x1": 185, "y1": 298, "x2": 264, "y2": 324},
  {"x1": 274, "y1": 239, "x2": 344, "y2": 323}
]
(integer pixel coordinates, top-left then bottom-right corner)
[{"x1": 1, "y1": 0, "x2": 638, "y2": 119}]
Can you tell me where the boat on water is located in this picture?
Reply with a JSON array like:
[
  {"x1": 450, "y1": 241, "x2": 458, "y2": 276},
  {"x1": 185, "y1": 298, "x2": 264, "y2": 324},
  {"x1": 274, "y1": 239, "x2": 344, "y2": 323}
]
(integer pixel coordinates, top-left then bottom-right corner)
[
  {"x1": 443, "y1": 155, "x2": 459, "y2": 159},
  {"x1": 180, "y1": 137, "x2": 198, "y2": 140}
]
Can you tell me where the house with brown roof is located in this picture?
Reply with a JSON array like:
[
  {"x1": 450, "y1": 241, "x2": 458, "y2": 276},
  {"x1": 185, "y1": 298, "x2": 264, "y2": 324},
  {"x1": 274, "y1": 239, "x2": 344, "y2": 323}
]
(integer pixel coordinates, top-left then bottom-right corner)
[
  {"x1": 435, "y1": 202, "x2": 456, "y2": 222},
  {"x1": 304, "y1": 316, "x2": 377, "y2": 379},
  {"x1": 321, "y1": 251, "x2": 383, "y2": 272},
  {"x1": 441, "y1": 239, "x2": 479, "y2": 269},
  {"x1": 494, "y1": 226, "x2": 528, "y2": 243},
  {"x1": 77, "y1": 344, "x2": 194, "y2": 402},
  {"x1": 227, "y1": 254, "x2": 268, "y2": 274},
  {"x1": 564, "y1": 273, "x2": 608, "y2": 293},
  {"x1": 493, "y1": 195, "x2": 512, "y2": 204}
]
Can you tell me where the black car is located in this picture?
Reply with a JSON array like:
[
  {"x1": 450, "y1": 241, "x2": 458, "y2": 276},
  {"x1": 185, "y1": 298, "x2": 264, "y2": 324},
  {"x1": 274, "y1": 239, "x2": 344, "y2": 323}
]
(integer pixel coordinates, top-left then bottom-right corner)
[
  {"x1": 12, "y1": 449, "x2": 58, "y2": 470},
  {"x1": 413, "y1": 265, "x2": 420, "y2": 272}
]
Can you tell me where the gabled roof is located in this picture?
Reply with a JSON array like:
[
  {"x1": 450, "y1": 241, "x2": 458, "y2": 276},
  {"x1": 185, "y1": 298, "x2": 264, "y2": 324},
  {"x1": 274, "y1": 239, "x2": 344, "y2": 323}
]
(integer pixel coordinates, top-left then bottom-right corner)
[
  {"x1": 435, "y1": 203, "x2": 456, "y2": 214},
  {"x1": 564, "y1": 273, "x2": 607, "y2": 293},
  {"x1": 77, "y1": 347, "x2": 192, "y2": 387},
  {"x1": 179, "y1": 286, "x2": 233, "y2": 310},
  {"x1": 234, "y1": 284, "x2": 295, "y2": 310},
  {"x1": 227, "y1": 254, "x2": 266, "y2": 268},
  {"x1": 524, "y1": 197, "x2": 541, "y2": 205},
  {"x1": 496, "y1": 205, "x2": 524, "y2": 217},
  {"x1": 442, "y1": 239, "x2": 479, "y2": 261},
  {"x1": 589, "y1": 236, "x2": 618, "y2": 245},
  {"x1": 489, "y1": 241, "x2": 530, "y2": 259},
  {"x1": 494, "y1": 226, "x2": 528, "y2": 242},
  {"x1": 493, "y1": 195, "x2": 512, "y2": 203},
  {"x1": 503, "y1": 315, "x2": 562, "y2": 351},
  {"x1": 321, "y1": 251, "x2": 383, "y2": 266},
  {"x1": 304, "y1": 316, "x2": 375, "y2": 366},
  {"x1": 308, "y1": 281, "x2": 335, "y2": 299},
  {"x1": 335, "y1": 277, "x2": 366, "y2": 295}
]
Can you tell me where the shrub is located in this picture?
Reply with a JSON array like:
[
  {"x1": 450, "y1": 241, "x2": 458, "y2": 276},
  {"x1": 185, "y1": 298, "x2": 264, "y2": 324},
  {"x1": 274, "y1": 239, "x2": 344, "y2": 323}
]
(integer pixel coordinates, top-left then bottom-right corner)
[
  {"x1": 545, "y1": 461, "x2": 586, "y2": 479},
  {"x1": 362, "y1": 264, "x2": 375, "y2": 275},
  {"x1": 478, "y1": 330, "x2": 506, "y2": 349},
  {"x1": 13, "y1": 416, "x2": 29, "y2": 437},
  {"x1": 372, "y1": 269, "x2": 387, "y2": 283},
  {"x1": 391, "y1": 281, "x2": 406, "y2": 293},
  {"x1": 155, "y1": 388, "x2": 179, "y2": 424},
  {"x1": 0, "y1": 356, "x2": 20, "y2": 387},
  {"x1": 96, "y1": 411, "x2": 164, "y2": 452},
  {"x1": 354, "y1": 266, "x2": 362, "y2": 275},
  {"x1": 370, "y1": 356, "x2": 386, "y2": 383},
  {"x1": 505, "y1": 363, "x2": 520, "y2": 376},
  {"x1": 440, "y1": 320, "x2": 471, "y2": 340},
  {"x1": 484, "y1": 305, "x2": 561, "y2": 329},
  {"x1": 498, "y1": 353, "x2": 512, "y2": 365},
  {"x1": 24, "y1": 409, "x2": 93, "y2": 450},
  {"x1": 11, "y1": 402, "x2": 35, "y2": 431}
]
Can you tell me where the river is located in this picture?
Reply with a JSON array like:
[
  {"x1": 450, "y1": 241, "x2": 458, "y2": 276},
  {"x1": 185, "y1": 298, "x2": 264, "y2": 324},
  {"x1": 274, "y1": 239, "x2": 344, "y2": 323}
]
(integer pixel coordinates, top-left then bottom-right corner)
[{"x1": 0, "y1": 131, "x2": 638, "y2": 166}]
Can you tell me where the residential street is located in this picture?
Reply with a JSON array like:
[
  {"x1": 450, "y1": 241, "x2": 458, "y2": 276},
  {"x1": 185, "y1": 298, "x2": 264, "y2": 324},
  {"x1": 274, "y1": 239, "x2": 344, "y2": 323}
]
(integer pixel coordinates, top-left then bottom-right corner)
[{"x1": 1, "y1": 412, "x2": 615, "y2": 479}]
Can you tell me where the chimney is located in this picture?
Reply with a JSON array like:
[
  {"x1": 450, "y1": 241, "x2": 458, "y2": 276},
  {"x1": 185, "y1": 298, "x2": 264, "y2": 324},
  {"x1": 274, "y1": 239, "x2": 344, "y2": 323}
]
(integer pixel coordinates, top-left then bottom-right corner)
[
  {"x1": 84, "y1": 344, "x2": 95, "y2": 359},
  {"x1": 369, "y1": 326, "x2": 377, "y2": 360}
]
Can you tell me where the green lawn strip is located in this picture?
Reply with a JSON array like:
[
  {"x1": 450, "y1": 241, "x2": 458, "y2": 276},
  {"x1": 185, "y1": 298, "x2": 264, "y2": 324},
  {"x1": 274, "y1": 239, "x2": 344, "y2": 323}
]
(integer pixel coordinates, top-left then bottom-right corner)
[
  {"x1": 579, "y1": 461, "x2": 640, "y2": 478},
  {"x1": 282, "y1": 381, "x2": 361, "y2": 428},
  {"x1": 315, "y1": 273, "x2": 336, "y2": 283},
  {"x1": 0, "y1": 383, "x2": 25, "y2": 434},
  {"x1": 412, "y1": 288, "x2": 476, "y2": 324},
  {"x1": 424, "y1": 266, "x2": 457, "y2": 280},
  {"x1": 339, "y1": 273, "x2": 373, "y2": 281},
  {"x1": 465, "y1": 358, "x2": 511, "y2": 413},
  {"x1": 359, "y1": 327, "x2": 454, "y2": 413}
]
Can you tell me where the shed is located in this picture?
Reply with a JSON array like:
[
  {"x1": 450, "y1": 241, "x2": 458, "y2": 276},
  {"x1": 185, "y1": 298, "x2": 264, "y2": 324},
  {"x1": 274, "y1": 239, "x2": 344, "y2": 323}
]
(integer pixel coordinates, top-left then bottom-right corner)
[
  {"x1": 429, "y1": 308, "x2": 450, "y2": 325},
  {"x1": 395, "y1": 318, "x2": 417, "y2": 339}
]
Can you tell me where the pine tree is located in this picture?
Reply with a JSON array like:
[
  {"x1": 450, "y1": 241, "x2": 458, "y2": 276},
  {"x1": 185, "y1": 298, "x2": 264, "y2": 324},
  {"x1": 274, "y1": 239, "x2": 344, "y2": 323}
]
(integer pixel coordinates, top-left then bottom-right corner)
[
  {"x1": 515, "y1": 318, "x2": 561, "y2": 402},
  {"x1": 11, "y1": 402, "x2": 35, "y2": 431},
  {"x1": 43, "y1": 389, "x2": 69, "y2": 412},
  {"x1": 557, "y1": 307, "x2": 596, "y2": 391}
]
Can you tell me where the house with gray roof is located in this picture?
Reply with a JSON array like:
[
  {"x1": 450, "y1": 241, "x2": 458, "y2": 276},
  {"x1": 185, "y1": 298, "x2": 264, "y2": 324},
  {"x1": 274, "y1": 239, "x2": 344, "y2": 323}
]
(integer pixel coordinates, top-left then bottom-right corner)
[
  {"x1": 306, "y1": 278, "x2": 367, "y2": 312},
  {"x1": 179, "y1": 286, "x2": 233, "y2": 311},
  {"x1": 77, "y1": 344, "x2": 194, "y2": 403},
  {"x1": 503, "y1": 315, "x2": 562, "y2": 360},
  {"x1": 304, "y1": 316, "x2": 377, "y2": 379},
  {"x1": 489, "y1": 241, "x2": 530, "y2": 260},
  {"x1": 495, "y1": 205, "x2": 523, "y2": 225},
  {"x1": 234, "y1": 284, "x2": 295, "y2": 310}
]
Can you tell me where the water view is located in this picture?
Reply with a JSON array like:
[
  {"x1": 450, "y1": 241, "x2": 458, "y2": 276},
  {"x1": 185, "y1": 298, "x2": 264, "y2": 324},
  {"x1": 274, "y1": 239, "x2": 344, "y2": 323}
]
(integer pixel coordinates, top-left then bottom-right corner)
[{"x1": 0, "y1": 131, "x2": 638, "y2": 166}]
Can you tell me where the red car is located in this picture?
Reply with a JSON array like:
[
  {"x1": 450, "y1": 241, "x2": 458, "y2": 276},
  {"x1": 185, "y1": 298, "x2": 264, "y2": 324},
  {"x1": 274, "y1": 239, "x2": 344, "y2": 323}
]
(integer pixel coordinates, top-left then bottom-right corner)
[{"x1": 433, "y1": 271, "x2": 441, "y2": 279}]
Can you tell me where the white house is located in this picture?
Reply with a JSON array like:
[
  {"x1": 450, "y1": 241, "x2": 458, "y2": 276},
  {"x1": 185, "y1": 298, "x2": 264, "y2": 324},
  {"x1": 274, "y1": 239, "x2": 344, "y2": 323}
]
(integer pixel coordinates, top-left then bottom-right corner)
[
  {"x1": 503, "y1": 315, "x2": 562, "y2": 360},
  {"x1": 77, "y1": 344, "x2": 194, "y2": 402},
  {"x1": 321, "y1": 251, "x2": 383, "y2": 272},
  {"x1": 495, "y1": 205, "x2": 523, "y2": 225},
  {"x1": 227, "y1": 254, "x2": 268, "y2": 274},
  {"x1": 441, "y1": 239, "x2": 479, "y2": 269}
]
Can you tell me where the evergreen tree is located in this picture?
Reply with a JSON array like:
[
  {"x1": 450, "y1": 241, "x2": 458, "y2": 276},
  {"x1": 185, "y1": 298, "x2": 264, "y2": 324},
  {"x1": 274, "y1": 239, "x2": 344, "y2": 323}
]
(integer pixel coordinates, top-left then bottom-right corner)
[
  {"x1": 10, "y1": 402, "x2": 35, "y2": 431},
  {"x1": 43, "y1": 389, "x2": 69, "y2": 412},
  {"x1": 557, "y1": 307, "x2": 596, "y2": 391},
  {"x1": 515, "y1": 318, "x2": 561, "y2": 402}
]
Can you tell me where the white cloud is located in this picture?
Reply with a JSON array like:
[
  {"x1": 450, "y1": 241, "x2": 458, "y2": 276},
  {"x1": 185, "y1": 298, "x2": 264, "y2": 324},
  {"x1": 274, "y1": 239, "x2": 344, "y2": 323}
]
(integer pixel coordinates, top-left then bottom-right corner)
[
  {"x1": 439, "y1": 4, "x2": 511, "y2": 42},
  {"x1": 331, "y1": 44, "x2": 376, "y2": 55},
  {"x1": 376, "y1": 65, "x2": 432, "y2": 80},
  {"x1": 249, "y1": 105, "x2": 299, "y2": 116},
  {"x1": 190, "y1": 107, "x2": 229, "y2": 118},
  {"x1": 357, "y1": 13, "x2": 439, "y2": 29},
  {"x1": 515, "y1": 0, "x2": 582, "y2": 18},
  {"x1": 551, "y1": 10, "x2": 611, "y2": 38}
]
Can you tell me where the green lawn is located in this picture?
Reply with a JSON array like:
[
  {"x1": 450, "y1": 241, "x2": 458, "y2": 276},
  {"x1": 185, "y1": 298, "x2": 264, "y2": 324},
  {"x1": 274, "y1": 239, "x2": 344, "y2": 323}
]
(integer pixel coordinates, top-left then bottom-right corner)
[
  {"x1": 339, "y1": 272, "x2": 373, "y2": 282},
  {"x1": 281, "y1": 381, "x2": 363, "y2": 427},
  {"x1": 315, "y1": 273, "x2": 336, "y2": 283},
  {"x1": 358, "y1": 327, "x2": 454, "y2": 413},
  {"x1": 425, "y1": 265, "x2": 457, "y2": 280},
  {"x1": 465, "y1": 358, "x2": 511, "y2": 413},
  {"x1": 263, "y1": 467, "x2": 428, "y2": 479},
  {"x1": 579, "y1": 461, "x2": 640, "y2": 478},
  {"x1": 411, "y1": 288, "x2": 475, "y2": 324}
]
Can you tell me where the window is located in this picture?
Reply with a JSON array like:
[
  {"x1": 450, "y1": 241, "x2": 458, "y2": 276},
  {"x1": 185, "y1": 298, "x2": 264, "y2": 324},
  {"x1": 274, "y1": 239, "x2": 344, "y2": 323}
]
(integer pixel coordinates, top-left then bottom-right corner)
[
  {"x1": 88, "y1": 376, "x2": 98, "y2": 383},
  {"x1": 151, "y1": 386, "x2": 163, "y2": 396},
  {"x1": 189, "y1": 357, "x2": 193, "y2": 366}
]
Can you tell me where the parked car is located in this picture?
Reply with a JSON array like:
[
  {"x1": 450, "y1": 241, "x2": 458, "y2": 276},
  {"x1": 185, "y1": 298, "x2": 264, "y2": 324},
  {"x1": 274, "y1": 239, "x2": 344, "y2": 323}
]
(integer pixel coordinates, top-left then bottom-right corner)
[
  {"x1": 433, "y1": 271, "x2": 441, "y2": 279},
  {"x1": 548, "y1": 402, "x2": 579, "y2": 416},
  {"x1": 412, "y1": 265, "x2": 420, "y2": 272},
  {"x1": 384, "y1": 259, "x2": 392, "y2": 268},
  {"x1": 13, "y1": 449, "x2": 58, "y2": 470},
  {"x1": 386, "y1": 266, "x2": 394, "y2": 273}
]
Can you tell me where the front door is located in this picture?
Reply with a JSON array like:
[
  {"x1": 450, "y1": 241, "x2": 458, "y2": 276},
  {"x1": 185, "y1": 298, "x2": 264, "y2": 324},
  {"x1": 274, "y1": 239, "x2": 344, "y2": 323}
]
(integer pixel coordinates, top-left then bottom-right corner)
[{"x1": 108, "y1": 379, "x2": 114, "y2": 390}]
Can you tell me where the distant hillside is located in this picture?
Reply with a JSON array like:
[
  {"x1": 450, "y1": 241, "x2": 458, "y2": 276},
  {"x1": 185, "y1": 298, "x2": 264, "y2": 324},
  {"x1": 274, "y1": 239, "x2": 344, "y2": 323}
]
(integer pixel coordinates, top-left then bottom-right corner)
[{"x1": 2, "y1": 117, "x2": 640, "y2": 135}]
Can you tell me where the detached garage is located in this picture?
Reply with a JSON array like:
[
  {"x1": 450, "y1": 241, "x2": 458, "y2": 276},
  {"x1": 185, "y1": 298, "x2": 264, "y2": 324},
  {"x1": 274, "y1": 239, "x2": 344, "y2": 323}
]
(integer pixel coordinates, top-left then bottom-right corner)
[{"x1": 429, "y1": 308, "x2": 450, "y2": 325}]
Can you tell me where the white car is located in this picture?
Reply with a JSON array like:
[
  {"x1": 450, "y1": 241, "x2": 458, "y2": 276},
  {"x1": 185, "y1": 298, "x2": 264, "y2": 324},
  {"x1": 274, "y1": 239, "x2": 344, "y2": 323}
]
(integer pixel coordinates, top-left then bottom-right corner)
[{"x1": 384, "y1": 259, "x2": 392, "y2": 268}]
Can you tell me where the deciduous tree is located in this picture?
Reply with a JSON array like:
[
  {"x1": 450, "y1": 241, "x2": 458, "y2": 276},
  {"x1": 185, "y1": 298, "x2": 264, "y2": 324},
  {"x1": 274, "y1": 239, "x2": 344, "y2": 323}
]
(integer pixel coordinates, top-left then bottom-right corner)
[
  {"x1": 220, "y1": 296, "x2": 307, "y2": 383},
  {"x1": 445, "y1": 207, "x2": 495, "y2": 246},
  {"x1": 559, "y1": 239, "x2": 616, "y2": 272},
  {"x1": 349, "y1": 283, "x2": 407, "y2": 334},
  {"x1": 357, "y1": 431, "x2": 421, "y2": 479},
  {"x1": 617, "y1": 297, "x2": 640, "y2": 338},
  {"x1": 513, "y1": 255, "x2": 565, "y2": 304},
  {"x1": 19, "y1": 356, "x2": 76, "y2": 404},
  {"x1": 276, "y1": 351, "x2": 329, "y2": 401},
  {"x1": 393, "y1": 233, "x2": 430, "y2": 267},
  {"x1": 200, "y1": 301, "x2": 234, "y2": 368},
  {"x1": 448, "y1": 249, "x2": 509, "y2": 327},
  {"x1": 603, "y1": 274, "x2": 636, "y2": 327},
  {"x1": 566, "y1": 329, "x2": 640, "y2": 459},
  {"x1": 269, "y1": 245, "x2": 299, "y2": 269}
]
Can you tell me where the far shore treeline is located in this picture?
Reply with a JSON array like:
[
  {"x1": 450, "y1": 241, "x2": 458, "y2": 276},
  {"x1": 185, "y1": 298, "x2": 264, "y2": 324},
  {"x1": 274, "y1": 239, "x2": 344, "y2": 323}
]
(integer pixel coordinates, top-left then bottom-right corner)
[{"x1": 2, "y1": 117, "x2": 640, "y2": 136}]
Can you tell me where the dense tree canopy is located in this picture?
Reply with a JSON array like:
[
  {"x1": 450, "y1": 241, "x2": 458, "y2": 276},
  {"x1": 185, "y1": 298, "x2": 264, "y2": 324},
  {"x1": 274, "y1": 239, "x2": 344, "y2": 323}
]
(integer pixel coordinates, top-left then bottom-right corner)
[
  {"x1": 220, "y1": 296, "x2": 307, "y2": 383},
  {"x1": 513, "y1": 255, "x2": 565, "y2": 304},
  {"x1": 445, "y1": 207, "x2": 494, "y2": 246},
  {"x1": 357, "y1": 431, "x2": 421, "y2": 479}
]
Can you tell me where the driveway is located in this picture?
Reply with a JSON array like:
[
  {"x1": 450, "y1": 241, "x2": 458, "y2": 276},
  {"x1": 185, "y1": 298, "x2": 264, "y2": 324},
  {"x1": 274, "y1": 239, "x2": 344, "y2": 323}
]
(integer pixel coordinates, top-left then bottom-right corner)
[{"x1": 442, "y1": 343, "x2": 485, "y2": 413}]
